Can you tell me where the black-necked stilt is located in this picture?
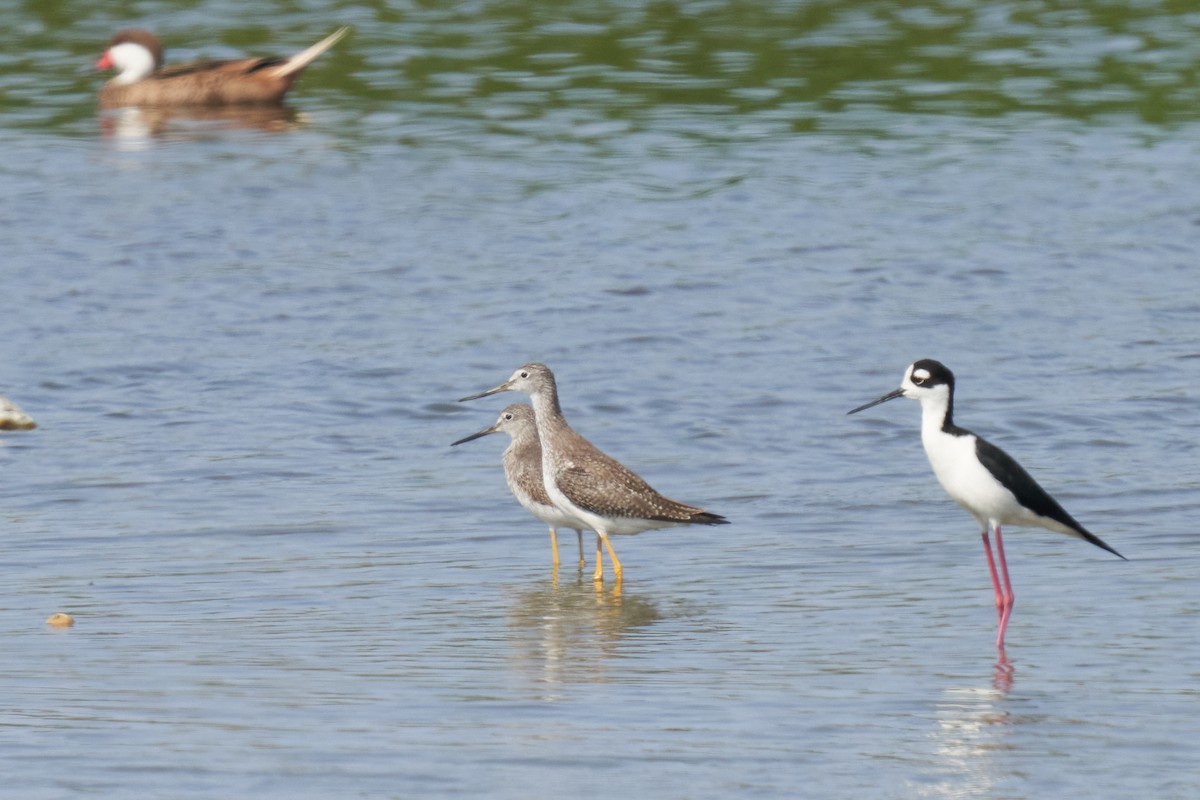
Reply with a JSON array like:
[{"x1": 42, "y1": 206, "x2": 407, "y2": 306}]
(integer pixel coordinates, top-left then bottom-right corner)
[
  {"x1": 451, "y1": 403, "x2": 590, "y2": 570},
  {"x1": 848, "y1": 359, "x2": 1125, "y2": 649},
  {"x1": 460, "y1": 363, "x2": 729, "y2": 583}
]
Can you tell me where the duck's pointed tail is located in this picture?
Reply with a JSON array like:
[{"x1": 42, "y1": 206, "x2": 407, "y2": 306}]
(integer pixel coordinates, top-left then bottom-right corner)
[{"x1": 265, "y1": 27, "x2": 349, "y2": 80}]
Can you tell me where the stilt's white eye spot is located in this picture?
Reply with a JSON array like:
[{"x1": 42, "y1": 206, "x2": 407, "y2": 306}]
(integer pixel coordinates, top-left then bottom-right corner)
[{"x1": 912, "y1": 368, "x2": 931, "y2": 385}]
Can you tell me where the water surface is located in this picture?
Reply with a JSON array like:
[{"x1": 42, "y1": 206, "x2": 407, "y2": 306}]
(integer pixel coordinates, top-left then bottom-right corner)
[{"x1": 1, "y1": 1, "x2": 1198, "y2": 797}]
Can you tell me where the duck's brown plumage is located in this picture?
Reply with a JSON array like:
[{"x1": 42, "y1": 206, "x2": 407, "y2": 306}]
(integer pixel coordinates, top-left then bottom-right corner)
[{"x1": 97, "y1": 27, "x2": 347, "y2": 109}]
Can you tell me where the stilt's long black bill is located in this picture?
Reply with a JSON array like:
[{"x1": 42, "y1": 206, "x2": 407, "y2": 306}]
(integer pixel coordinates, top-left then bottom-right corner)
[
  {"x1": 458, "y1": 383, "x2": 509, "y2": 402},
  {"x1": 847, "y1": 388, "x2": 904, "y2": 415},
  {"x1": 451, "y1": 426, "x2": 498, "y2": 446}
]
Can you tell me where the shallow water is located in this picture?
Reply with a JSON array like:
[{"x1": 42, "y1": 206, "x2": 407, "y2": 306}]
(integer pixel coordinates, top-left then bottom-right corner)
[{"x1": 1, "y1": 1, "x2": 1199, "y2": 797}]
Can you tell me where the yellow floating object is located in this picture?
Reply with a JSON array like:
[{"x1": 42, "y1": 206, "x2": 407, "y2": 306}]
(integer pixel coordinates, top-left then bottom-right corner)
[{"x1": 45, "y1": 613, "x2": 75, "y2": 628}]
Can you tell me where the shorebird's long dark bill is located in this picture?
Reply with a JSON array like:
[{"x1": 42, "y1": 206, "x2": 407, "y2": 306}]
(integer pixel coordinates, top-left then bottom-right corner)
[
  {"x1": 847, "y1": 387, "x2": 905, "y2": 415},
  {"x1": 450, "y1": 425, "x2": 499, "y2": 446},
  {"x1": 458, "y1": 382, "x2": 511, "y2": 402}
]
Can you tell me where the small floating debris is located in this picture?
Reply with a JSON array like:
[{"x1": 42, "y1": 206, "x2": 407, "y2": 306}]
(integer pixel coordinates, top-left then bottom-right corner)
[
  {"x1": 0, "y1": 394, "x2": 36, "y2": 430},
  {"x1": 45, "y1": 613, "x2": 75, "y2": 628}
]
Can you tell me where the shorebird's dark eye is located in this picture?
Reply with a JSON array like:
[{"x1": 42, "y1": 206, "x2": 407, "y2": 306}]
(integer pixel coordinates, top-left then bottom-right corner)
[
  {"x1": 504, "y1": 413, "x2": 513, "y2": 420},
  {"x1": 913, "y1": 375, "x2": 926, "y2": 385},
  {"x1": 520, "y1": 371, "x2": 529, "y2": 378}
]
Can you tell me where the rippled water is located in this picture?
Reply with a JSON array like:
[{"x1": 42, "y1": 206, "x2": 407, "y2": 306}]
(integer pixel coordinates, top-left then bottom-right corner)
[{"x1": 1, "y1": 1, "x2": 1199, "y2": 797}]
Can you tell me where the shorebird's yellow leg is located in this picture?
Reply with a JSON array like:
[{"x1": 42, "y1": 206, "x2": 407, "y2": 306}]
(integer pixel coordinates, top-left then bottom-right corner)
[
  {"x1": 549, "y1": 528, "x2": 560, "y2": 569},
  {"x1": 592, "y1": 535, "x2": 604, "y2": 581},
  {"x1": 602, "y1": 535, "x2": 623, "y2": 583},
  {"x1": 576, "y1": 530, "x2": 586, "y2": 570}
]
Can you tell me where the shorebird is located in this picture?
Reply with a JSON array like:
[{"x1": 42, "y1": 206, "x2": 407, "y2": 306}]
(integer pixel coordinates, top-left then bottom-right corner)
[
  {"x1": 95, "y1": 27, "x2": 348, "y2": 108},
  {"x1": 0, "y1": 394, "x2": 36, "y2": 431},
  {"x1": 848, "y1": 358, "x2": 1125, "y2": 648},
  {"x1": 452, "y1": 403, "x2": 590, "y2": 570},
  {"x1": 460, "y1": 363, "x2": 728, "y2": 582}
]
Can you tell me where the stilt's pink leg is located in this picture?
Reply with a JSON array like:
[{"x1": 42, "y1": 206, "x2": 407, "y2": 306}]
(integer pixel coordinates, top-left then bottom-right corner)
[
  {"x1": 980, "y1": 529, "x2": 1005, "y2": 618},
  {"x1": 993, "y1": 525, "x2": 1015, "y2": 649},
  {"x1": 993, "y1": 648, "x2": 1014, "y2": 692}
]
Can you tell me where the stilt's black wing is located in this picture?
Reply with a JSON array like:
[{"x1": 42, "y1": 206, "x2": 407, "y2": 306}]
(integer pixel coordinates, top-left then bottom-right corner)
[{"x1": 973, "y1": 435, "x2": 1125, "y2": 559}]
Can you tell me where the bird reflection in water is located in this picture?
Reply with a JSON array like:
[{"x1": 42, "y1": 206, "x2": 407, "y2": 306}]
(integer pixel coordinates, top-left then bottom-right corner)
[
  {"x1": 924, "y1": 664, "x2": 1017, "y2": 797},
  {"x1": 99, "y1": 105, "x2": 302, "y2": 143},
  {"x1": 505, "y1": 574, "x2": 661, "y2": 694}
]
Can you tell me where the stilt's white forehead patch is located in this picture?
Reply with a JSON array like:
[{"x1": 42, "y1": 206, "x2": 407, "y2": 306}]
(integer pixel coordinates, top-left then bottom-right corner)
[{"x1": 912, "y1": 367, "x2": 931, "y2": 381}]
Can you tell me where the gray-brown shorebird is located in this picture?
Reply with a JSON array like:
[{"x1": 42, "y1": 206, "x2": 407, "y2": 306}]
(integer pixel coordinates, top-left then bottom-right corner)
[
  {"x1": 452, "y1": 403, "x2": 590, "y2": 570},
  {"x1": 460, "y1": 363, "x2": 728, "y2": 582}
]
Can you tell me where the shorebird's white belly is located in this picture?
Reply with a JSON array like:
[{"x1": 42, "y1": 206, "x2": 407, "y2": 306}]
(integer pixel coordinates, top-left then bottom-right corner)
[
  {"x1": 922, "y1": 430, "x2": 1022, "y2": 525},
  {"x1": 512, "y1": 487, "x2": 580, "y2": 530}
]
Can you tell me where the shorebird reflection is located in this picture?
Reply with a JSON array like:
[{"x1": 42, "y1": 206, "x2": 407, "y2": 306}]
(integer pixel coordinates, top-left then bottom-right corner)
[{"x1": 505, "y1": 576, "x2": 661, "y2": 693}]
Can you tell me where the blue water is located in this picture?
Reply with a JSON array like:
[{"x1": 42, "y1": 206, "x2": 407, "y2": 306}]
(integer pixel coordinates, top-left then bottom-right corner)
[{"x1": 1, "y1": 2, "x2": 1199, "y2": 797}]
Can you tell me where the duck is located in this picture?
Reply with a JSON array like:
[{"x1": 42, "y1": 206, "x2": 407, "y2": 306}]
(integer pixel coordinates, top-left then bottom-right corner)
[{"x1": 96, "y1": 27, "x2": 348, "y2": 108}]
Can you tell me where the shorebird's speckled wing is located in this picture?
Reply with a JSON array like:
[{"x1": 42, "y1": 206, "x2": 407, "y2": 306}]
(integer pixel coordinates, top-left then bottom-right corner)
[{"x1": 554, "y1": 448, "x2": 725, "y2": 524}]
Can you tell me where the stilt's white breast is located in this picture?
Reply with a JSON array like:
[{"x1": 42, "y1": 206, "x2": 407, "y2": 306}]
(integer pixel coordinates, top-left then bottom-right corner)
[{"x1": 920, "y1": 421, "x2": 1025, "y2": 527}]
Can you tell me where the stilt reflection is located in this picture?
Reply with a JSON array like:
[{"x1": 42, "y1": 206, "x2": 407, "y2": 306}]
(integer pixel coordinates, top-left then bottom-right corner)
[{"x1": 922, "y1": 654, "x2": 1016, "y2": 796}]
